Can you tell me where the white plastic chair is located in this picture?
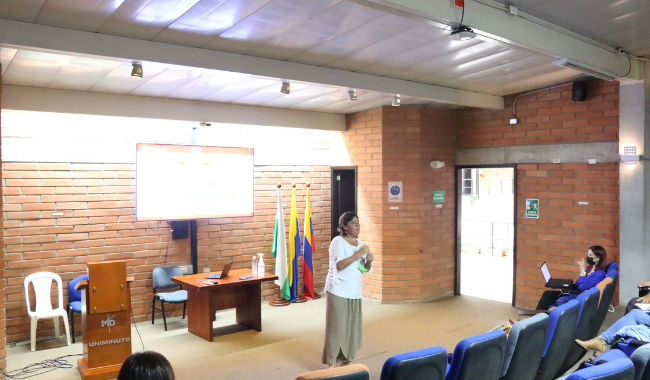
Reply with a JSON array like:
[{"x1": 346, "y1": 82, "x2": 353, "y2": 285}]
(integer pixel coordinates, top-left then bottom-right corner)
[{"x1": 24, "y1": 272, "x2": 71, "y2": 351}]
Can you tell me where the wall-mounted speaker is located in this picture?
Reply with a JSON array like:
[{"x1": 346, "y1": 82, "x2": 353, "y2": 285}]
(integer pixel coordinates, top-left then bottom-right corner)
[
  {"x1": 171, "y1": 220, "x2": 189, "y2": 239},
  {"x1": 572, "y1": 80, "x2": 587, "y2": 101}
]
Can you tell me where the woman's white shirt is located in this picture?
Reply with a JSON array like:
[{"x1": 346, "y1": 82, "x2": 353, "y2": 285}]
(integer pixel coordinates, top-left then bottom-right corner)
[{"x1": 325, "y1": 236, "x2": 364, "y2": 299}]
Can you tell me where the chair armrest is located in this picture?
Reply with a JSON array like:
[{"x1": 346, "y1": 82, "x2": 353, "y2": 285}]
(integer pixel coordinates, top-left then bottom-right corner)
[{"x1": 518, "y1": 309, "x2": 550, "y2": 316}]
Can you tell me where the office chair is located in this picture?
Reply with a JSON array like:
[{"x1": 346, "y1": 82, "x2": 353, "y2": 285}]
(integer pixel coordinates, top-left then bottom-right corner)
[
  {"x1": 152, "y1": 266, "x2": 187, "y2": 331},
  {"x1": 67, "y1": 274, "x2": 88, "y2": 343},
  {"x1": 381, "y1": 346, "x2": 447, "y2": 380}
]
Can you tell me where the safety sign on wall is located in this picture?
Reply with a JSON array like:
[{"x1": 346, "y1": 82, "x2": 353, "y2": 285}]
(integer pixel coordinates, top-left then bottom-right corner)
[
  {"x1": 526, "y1": 198, "x2": 539, "y2": 219},
  {"x1": 388, "y1": 181, "x2": 403, "y2": 203}
]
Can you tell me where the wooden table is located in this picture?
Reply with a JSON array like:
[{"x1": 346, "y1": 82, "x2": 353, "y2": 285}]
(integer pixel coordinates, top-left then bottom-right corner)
[{"x1": 171, "y1": 269, "x2": 278, "y2": 342}]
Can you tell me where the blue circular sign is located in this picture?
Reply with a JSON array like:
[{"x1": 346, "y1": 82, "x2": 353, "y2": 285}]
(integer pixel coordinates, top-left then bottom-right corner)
[{"x1": 390, "y1": 185, "x2": 401, "y2": 195}]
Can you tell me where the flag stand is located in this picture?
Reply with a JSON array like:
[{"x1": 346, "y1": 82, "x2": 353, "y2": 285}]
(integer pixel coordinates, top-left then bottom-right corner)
[
  {"x1": 269, "y1": 183, "x2": 290, "y2": 307},
  {"x1": 269, "y1": 285, "x2": 290, "y2": 306}
]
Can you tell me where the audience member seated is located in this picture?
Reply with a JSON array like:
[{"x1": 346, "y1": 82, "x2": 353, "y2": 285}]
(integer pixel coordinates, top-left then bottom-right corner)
[
  {"x1": 117, "y1": 351, "x2": 175, "y2": 380},
  {"x1": 625, "y1": 280, "x2": 650, "y2": 315},
  {"x1": 536, "y1": 246, "x2": 608, "y2": 310},
  {"x1": 576, "y1": 309, "x2": 650, "y2": 356}
]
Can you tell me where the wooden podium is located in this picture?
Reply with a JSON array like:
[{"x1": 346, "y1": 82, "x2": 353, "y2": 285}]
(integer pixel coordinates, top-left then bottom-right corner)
[{"x1": 77, "y1": 261, "x2": 133, "y2": 380}]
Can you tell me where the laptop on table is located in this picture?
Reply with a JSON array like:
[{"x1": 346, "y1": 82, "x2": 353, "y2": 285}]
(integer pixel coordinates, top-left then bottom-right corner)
[
  {"x1": 205, "y1": 261, "x2": 233, "y2": 279},
  {"x1": 540, "y1": 262, "x2": 573, "y2": 288}
]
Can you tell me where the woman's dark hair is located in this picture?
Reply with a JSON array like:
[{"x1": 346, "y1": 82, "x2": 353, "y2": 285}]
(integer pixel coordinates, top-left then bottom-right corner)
[
  {"x1": 338, "y1": 211, "x2": 358, "y2": 236},
  {"x1": 117, "y1": 351, "x2": 174, "y2": 380},
  {"x1": 589, "y1": 245, "x2": 608, "y2": 271}
]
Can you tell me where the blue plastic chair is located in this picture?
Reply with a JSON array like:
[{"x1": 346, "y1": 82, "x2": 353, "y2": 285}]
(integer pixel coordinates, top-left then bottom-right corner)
[
  {"x1": 559, "y1": 357, "x2": 634, "y2": 380},
  {"x1": 381, "y1": 346, "x2": 447, "y2": 380},
  {"x1": 596, "y1": 343, "x2": 650, "y2": 380},
  {"x1": 446, "y1": 330, "x2": 507, "y2": 380},
  {"x1": 560, "y1": 287, "x2": 602, "y2": 373},
  {"x1": 67, "y1": 274, "x2": 88, "y2": 343},
  {"x1": 500, "y1": 313, "x2": 549, "y2": 380},
  {"x1": 536, "y1": 299, "x2": 580, "y2": 380}
]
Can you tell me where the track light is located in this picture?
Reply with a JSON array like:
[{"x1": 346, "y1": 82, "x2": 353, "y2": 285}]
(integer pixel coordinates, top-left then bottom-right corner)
[
  {"x1": 392, "y1": 94, "x2": 401, "y2": 107},
  {"x1": 131, "y1": 62, "x2": 143, "y2": 78},
  {"x1": 450, "y1": 25, "x2": 476, "y2": 41},
  {"x1": 281, "y1": 80, "x2": 290, "y2": 94},
  {"x1": 552, "y1": 58, "x2": 617, "y2": 81},
  {"x1": 348, "y1": 89, "x2": 357, "y2": 101}
]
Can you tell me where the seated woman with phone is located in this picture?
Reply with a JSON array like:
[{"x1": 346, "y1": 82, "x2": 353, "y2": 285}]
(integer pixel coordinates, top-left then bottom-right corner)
[{"x1": 536, "y1": 245, "x2": 609, "y2": 310}]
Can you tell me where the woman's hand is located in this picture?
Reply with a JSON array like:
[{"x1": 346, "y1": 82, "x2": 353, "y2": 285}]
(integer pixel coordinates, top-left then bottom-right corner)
[
  {"x1": 638, "y1": 280, "x2": 650, "y2": 288},
  {"x1": 576, "y1": 258, "x2": 586, "y2": 273},
  {"x1": 366, "y1": 253, "x2": 374, "y2": 263},
  {"x1": 637, "y1": 293, "x2": 650, "y2": 304},
  {"x1": 358, "y1": 245, "x2": 370, "y2": 257}
]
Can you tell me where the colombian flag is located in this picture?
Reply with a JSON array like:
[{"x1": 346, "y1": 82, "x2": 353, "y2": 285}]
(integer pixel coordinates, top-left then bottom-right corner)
[
  {"x1": 272, "y1": 187, "x2": 290, "y2": 301},
  {"x1": 302, "y1": 186, "x2": 315, "y2": 300},
  {"x1": 288, "y1": 186, "x2": 300, "y2": 303}
]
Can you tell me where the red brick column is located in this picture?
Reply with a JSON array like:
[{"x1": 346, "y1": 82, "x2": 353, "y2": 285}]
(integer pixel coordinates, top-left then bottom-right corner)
[{"x1": 0, "y1": 64, "x2": 6, "y2": 375}]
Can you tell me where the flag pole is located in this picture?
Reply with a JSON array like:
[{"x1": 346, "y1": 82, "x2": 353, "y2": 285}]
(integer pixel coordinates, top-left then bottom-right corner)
[
  {"x1": 305, "y1": 183, "x2": 321, "y2": 299},
  {"x1": 291, "y1": 183, "x2": 307, "y2": 303},
  {"x1": 294, "y1": 184, "x2": 308, "y2": 303},
  {"x1": 269, "y1": 183, "x2": 290, "y2": 307}
]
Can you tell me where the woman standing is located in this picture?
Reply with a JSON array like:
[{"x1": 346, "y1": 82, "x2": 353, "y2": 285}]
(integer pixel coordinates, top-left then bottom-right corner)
[{"x1": 322, "y1": 211, "x2": 373, "y2": 367}]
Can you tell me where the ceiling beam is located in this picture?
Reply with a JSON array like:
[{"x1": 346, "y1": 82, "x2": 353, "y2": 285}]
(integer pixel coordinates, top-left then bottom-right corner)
[
  {"x1": 354, "y1": 0, "x2": 643, "y2": 81},
  {"x1": 0, "y1": 19, "x2": 504, "y2": 110},
  {"x1": 2, "y1": 85, "x2": 346, "y2": 131}
]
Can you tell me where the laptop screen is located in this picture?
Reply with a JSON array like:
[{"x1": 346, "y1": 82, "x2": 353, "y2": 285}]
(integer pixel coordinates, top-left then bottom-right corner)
[{"x1": 540, "y1": 262, "x2": 551, "y2": 283}]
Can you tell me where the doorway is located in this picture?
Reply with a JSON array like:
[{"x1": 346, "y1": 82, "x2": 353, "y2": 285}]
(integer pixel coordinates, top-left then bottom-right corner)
[
  {"x1": 331, "y1": 167, "x2": 357, "y2": 240},
  {"x1": 456, "y1": 166, "x2": 516, "y2": 304}
]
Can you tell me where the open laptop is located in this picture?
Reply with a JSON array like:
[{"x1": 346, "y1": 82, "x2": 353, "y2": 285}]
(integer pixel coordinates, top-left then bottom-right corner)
[
  {"x1": 205, "y1": 261, "x2": 233, "y2": 279},
  {"x1": 540, "y1": 262, "x2": 573, "y2": 288}
]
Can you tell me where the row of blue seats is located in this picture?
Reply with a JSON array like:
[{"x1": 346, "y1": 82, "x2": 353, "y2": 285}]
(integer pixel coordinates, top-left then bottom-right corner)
[
  {"x1": 377, "y1": 263, "x2": 623, "y2": 380},
  {"x1": 298, "y1": 263, "x2": 622, "y2": 380}
]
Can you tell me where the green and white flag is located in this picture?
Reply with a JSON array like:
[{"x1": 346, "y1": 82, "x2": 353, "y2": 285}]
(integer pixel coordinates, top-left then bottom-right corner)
[{"x1": 272, "y1": 188, "x2": 290, "y2": 300}]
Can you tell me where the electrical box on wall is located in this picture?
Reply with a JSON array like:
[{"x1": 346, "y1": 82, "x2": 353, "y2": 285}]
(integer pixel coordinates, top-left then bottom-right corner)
[{"x1": 171, "y1": 220, "x2": 189, "y2": 239}]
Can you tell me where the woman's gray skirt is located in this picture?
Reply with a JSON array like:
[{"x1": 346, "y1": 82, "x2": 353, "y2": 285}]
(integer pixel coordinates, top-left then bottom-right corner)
[{"x1": 322, "y1": 292, "x2": 362, "y2": 365}]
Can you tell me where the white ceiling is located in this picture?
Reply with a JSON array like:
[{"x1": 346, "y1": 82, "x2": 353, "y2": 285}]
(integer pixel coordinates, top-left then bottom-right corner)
[{"x1": 0, "y1": 0, "x2": 645, "y2": 116}]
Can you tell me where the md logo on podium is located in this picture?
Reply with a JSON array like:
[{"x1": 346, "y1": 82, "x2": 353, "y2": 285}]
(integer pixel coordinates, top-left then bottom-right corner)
[{"x1": 101, "y1": 314, "x2": 116, "y2": 332}]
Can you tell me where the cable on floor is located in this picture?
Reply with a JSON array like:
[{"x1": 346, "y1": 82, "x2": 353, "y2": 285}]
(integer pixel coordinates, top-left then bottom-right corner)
[{"x1": 0, "y1": 354, "x2": 82, "y2": 379}]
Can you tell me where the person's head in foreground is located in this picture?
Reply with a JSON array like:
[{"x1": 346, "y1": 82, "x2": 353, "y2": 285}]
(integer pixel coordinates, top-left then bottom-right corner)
[{"x1": 117, "y1": 351, "x2": 175, "y2": 380}]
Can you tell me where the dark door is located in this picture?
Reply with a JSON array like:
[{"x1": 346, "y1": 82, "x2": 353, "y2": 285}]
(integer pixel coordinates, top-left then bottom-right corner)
[{"x1": 331, "y1": 167, "x2": 357, "y2": 240}]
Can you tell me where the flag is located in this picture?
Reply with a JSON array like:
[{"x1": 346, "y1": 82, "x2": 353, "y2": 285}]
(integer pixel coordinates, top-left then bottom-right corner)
[
  {"x1": 272, "y1": 188, "x2": 290, "y2": 301},
  {"x1": 302, "y1": 186, "x2": 315, "y2": 300},
  {"x1": 288, "y1": 186, "x2": 300, "y2": 302}
]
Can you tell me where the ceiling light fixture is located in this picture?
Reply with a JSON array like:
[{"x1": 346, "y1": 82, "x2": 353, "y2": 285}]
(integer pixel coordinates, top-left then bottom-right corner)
[
  {"x1": 392, "y1": 94, "x2": 401, "y2": 107},
  {"x1": 280, "y1": 80, "x2": 290, "y2": 94},
  {"x1": 348, "y1": 89, "x2": 357, "y2": 101},
  {"x1": 552, "y1": 58, "x2": 617, "y2": 81},
  {"x1": 131, "y1": 62, "x2": 143, "y2": 78},
  {"x1": 450, "y1": 25, "x2": 476, "y2": 41}
]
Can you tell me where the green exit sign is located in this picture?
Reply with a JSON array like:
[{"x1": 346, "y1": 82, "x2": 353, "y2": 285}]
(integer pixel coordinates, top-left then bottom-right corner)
[{"x1": 433, "y1": 190, "x2": 445, "y2": 203}]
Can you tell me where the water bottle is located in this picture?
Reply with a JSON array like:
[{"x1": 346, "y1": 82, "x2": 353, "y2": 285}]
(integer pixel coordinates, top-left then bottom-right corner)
[
  {"x1": 257, "y1": 253, "x2": 265, "y2": 277},
  {"x1": 252, "y1": 255, "x2": 258, "y2": 276}
]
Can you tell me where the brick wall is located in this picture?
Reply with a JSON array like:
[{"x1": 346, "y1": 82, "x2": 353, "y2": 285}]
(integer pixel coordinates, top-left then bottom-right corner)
[
  {"x1": 456, "y1": 79, "x2": 620, "y2": 308},
  {"x1": 457, "y1": 80, "x2": 619, "y2": 148},
  {"x1": 0, "y1": 69, "x2": 5, "y2": 372},
  {"x1": 344, "y1": 107, "x2": 456, "y2": 303},
  {"x1": 2, "y1": 164, "x2": 330, "y2": 343}
]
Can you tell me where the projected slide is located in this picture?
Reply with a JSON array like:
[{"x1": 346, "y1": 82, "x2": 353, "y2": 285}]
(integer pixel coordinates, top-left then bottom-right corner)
[{"x1": 136, "y1": 144, "x2": 254, "y2": 221}]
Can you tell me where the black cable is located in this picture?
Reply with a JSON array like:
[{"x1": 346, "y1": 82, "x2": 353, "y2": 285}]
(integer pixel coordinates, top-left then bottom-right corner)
[
  {"x1": 0, "y1": 354, "x2": 82, "y2": 379},
  {"x1": 452, "y1": 1, "x2": 465, "y2": 33},
  {"x1": 131, "y1": 305, "x2": 145, "y2": 352},
  {"x1": 621, "y1": 52, "x2": 632, "y2": 78}
]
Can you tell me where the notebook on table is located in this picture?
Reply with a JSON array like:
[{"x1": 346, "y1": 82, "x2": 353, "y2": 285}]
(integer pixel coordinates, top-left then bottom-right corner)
[
  {"x1": 205, "y1": 261, "x2": 233, "y2": 279},
  {"x1": 540, "y1": 262, "x2": 573, "y2": 288}
]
